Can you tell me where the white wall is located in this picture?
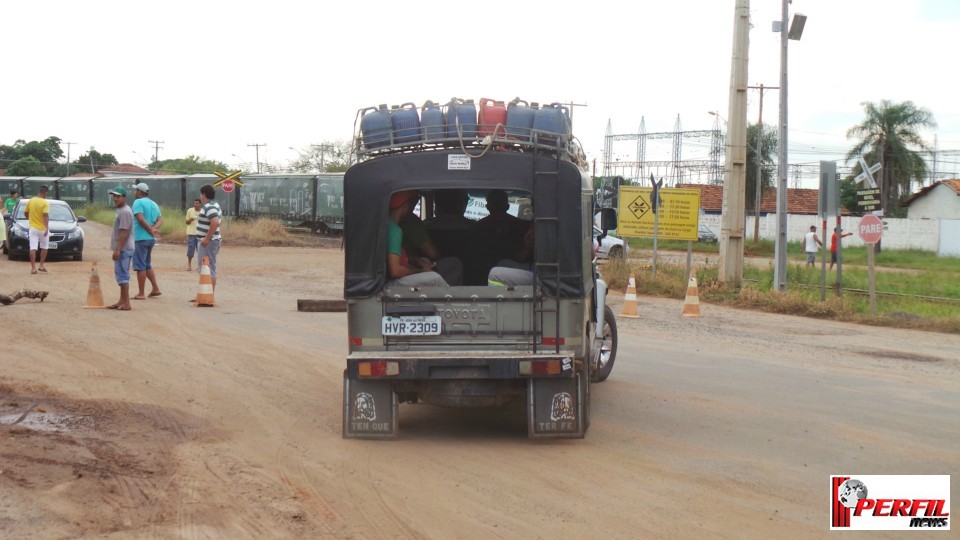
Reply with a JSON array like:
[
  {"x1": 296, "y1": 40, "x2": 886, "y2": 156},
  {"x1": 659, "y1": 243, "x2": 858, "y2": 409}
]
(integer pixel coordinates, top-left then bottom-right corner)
[
  {"x1": 700, "y1": 214, "x2": 942, "y2": 252},
  {"x1": 940, "y1": 219, "x2": 960, "y2": 257}
]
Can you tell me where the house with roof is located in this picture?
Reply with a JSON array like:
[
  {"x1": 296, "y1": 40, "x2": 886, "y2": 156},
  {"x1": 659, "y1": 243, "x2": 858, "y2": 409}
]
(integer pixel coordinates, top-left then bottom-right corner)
[
  {"x1": 98, "y1": 164, "x2": 153, "y2": 177},
  {"x1": 676, "y1": 183, "x2": 849, "y2": 215},
  {"x1": 903, "y1": 179, "x2": 960, "y2": 220}
]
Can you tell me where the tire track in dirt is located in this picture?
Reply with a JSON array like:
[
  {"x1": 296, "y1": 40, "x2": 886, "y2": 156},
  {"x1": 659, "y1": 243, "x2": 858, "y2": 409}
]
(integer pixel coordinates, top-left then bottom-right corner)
[{"x1": 273, "y1": 413, "x2": 351, "y2": 538}]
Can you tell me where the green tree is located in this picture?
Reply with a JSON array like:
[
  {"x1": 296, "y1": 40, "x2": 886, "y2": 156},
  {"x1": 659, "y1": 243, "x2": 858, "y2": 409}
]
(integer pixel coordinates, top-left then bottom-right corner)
[
  {"x1": 746, "y1": 122, "x2": 777, "y2": 214},
  {"x1": 0, "y1": 136, "x2": 64, "y2": 175},
  {"x1": 70, "y1": 149, "x2": 119, "y2": 174},
  {"x1": 839, "y1": 175, "x2": 859, "y2": 214},
  {"x1": 154, "y1": 155, "x2": 229, "y2": 174},
  {"x1": 289, "y1": 140, "x2": 355, "y2": 173},
  {"x1": 846, "y1": 100, "x2": 935, "y2": 215},
  {"x1": 5, "y1": 156, "x2": 48, "y2": 176}
]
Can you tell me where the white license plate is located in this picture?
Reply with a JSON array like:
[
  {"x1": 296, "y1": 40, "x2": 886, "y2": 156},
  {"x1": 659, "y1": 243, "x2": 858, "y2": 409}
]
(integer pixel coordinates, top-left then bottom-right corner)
[
  {"x1": 382, "y1": 316, "x2": 442, "y2": 336},
  {"x1": 48, "y1": 242, "x2": 58, "y2": 249}
]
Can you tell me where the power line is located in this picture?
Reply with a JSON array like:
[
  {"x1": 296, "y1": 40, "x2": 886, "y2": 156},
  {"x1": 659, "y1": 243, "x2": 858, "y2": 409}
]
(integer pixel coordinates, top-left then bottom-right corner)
[
  {"x1": 247, "y1": 143, "x2": 267, "y2": 174},
  {"x1": 148, "y1": 140, "x2": 164, "y2": 170}
]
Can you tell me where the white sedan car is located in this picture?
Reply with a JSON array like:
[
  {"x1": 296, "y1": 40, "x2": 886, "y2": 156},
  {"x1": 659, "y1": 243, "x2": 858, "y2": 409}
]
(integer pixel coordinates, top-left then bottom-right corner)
[{"x1": 593, "y1": 227, "x2": 628, "y2": 259}]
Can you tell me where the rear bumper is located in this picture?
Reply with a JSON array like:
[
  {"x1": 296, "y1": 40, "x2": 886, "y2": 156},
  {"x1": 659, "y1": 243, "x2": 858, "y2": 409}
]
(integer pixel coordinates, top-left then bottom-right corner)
[
  {"x1": 6, "y1": 236, "x2": 83, "y2": 257},
  {"x1": 346, "y1": 351, "x2": 575, "y2": 380}
]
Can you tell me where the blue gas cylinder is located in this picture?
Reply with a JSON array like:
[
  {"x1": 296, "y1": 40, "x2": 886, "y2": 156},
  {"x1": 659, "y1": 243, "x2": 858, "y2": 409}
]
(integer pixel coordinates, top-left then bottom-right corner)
[
  {"x1": 533, "y1": 102, "x2": 570, "y2": 145},
  {"x1": 391, "y1": 102, "x2": 421, "y2": 144},
  {"x1": 359, "y1": 104, "x2": 392, "y2": 148},
  {"x1": 506, "y1": 98, "x2": 537, "y2": 141},
  {"x1": 421, "y1": 100, "x2": 445, "y2": 141},
  {"x1": 445, "y1": 98, "x2": 477, "y2": 139}
]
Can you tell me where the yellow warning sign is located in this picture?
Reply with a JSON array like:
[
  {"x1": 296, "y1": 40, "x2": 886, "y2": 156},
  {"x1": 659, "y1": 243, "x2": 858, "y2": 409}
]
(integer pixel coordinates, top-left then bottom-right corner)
[{"x1": 617, "y1": 187, "x2": 701, "y2": 241}]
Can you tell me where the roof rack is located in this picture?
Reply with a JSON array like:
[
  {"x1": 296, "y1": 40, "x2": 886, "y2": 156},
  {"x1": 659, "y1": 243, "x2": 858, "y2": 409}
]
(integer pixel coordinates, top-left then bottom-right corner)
[{"x1": 352, "y1": 125, "x2": 586, "y2": 167}]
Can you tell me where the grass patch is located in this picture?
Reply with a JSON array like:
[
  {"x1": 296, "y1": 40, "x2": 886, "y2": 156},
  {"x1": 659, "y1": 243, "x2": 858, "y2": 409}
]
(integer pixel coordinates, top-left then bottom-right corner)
[
  {"x1": 78, "y1": 204, "x2": 313, "y2": 247},
  {"x1": 602, "y1": 257, "x2": 960, "y2": 335}
]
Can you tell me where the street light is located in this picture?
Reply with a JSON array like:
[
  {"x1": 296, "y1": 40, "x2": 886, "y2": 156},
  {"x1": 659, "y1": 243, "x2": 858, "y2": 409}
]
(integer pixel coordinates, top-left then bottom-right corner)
[
  {"x1": 773, "y1": 3, "x2": 806, "y2": 292},
  {"x1": 131, "y1": 150, "x2": 148, "y2": 167}
]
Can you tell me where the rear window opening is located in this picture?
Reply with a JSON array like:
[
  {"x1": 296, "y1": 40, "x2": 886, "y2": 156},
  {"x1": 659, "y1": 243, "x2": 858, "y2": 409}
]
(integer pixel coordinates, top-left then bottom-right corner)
[{"x1": 388, "y1": 188, "x2": 534, "y2": 287}]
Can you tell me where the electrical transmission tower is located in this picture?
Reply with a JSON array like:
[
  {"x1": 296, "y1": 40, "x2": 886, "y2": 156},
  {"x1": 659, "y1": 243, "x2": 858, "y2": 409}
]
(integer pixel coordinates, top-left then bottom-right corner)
[{"x1": 602, "y1": 114, "x2": 721, "y2": 185}]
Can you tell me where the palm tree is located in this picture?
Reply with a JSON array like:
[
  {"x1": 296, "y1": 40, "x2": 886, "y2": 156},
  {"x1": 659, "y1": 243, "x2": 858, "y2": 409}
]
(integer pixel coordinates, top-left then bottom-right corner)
[
  {"x1": 846, "y1": 100, "x2": 935, "y2": 216},
  {"x1": 746, "y1": 123, "x2": 777, "y2": 241}
]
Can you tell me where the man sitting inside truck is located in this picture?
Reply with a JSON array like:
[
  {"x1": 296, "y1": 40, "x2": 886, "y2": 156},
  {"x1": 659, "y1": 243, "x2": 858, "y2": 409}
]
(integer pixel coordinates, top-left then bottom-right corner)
[
  {"x1": 388, "y1": 190, "x2": 459, "y2": 287},
  {"x1": 424, "y1": 189, "x2": 475, "y2": 231},
  {"x1": 485, "y1": 193, "x2": 535, "y2": 287}
]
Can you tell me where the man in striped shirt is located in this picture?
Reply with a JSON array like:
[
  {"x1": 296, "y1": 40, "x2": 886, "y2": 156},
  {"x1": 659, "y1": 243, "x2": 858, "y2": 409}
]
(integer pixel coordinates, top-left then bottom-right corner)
[{"x1": 196, "y1": 184, "x2": 222, "y2": 292}]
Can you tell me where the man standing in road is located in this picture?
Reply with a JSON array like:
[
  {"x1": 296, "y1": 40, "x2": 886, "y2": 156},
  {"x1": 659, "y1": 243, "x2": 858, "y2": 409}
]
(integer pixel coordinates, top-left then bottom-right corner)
[
  {"x1": 24, "y1": 185, "x2": 50, "y2": 274},
  {"x1": 107, "y1": 187, "x2": 135, "y2": 311},
  {"x1": 185, "y1": 198, "x2": 201, "y2": 271},
  {"x1": 131, "y1": 183, "x2": 163, "y2": 299},
  {"x1": 803, "y1": 225, "x2": 822, "y2": 267},
  {"x1": 196, "y1": 184, "x2": 222, "y2": 293}
]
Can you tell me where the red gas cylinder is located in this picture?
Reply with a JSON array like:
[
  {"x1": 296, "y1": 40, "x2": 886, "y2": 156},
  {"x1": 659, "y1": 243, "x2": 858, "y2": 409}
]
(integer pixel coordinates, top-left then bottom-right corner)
[{"x1": 478, "y1": 98, "x2": 507, "y2": 138}]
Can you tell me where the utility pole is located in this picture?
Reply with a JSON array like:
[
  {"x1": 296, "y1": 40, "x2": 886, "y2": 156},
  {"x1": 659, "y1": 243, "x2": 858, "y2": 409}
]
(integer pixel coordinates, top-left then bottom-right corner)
[
  {"x1": 773, "y1": 3, "x2": 806, "y2": 292},
  {"x1": 774, "y1": 0, "x2": 789, "y2": 292},
  {"x1": 718, "y1": 0, "x2": 750, "y2": 287},
  {"x1": 747, "y1": 84, "x2": 778, "y2": 242},
  {"x1": 248, "y1": 143, "x2": 267, "y2": 174},
  {"x1": 148, "y1": 140, "x2": 164, "y2": 171},
  {"x1": 563, "y1": 101, "x2": 588, "y2": 125},
  {"x1": 310, "y1": 144, "x2": 330, "y2": 172},
  {"x1": 64, "y1": 141, "x2": 76, "y2": 177}
]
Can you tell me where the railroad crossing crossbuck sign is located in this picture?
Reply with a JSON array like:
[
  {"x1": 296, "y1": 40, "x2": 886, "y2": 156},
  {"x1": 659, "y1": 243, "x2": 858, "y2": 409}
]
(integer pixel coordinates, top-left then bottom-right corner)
[
  {"x1": 213, "y1": 170, "x2": 244, "y2": 192},
  {"x1": 855, "y1": 157, "x2": 882, "y2": 189}
]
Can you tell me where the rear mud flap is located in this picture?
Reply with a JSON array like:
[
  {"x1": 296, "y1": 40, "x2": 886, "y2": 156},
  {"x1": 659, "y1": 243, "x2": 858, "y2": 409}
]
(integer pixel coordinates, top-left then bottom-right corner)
[
  {"x1": 527, "y1": 374, "x2": 587, "y2": 439},
  {"x1": 342, "y1": 374, "x2": 398, "y2": 439}
]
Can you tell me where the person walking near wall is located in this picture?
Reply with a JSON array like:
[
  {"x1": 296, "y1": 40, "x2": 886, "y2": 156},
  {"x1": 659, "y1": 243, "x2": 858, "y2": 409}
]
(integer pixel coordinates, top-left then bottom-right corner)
[
  {"x1": 803, "y1": 225, "x2": 822, "y2": 267},
  {"x1": 829, "y1": 227, "x2": 853, "y2": 271}
]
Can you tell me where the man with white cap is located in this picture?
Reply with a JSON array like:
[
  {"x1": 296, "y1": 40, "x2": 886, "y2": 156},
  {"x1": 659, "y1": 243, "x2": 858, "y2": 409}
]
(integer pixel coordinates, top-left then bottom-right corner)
[{"x1": 130, "y1": 182, "x2": 163, "y2": 299}]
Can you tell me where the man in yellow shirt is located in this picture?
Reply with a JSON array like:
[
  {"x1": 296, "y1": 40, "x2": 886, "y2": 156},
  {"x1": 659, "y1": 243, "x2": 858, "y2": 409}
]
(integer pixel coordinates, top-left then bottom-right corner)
[
  {"x1": 184, "y1": 198, "x2": 201, "y2": 271},
  {"x1": 24, "y1": 185, "x2": 51, "y2": 274}
]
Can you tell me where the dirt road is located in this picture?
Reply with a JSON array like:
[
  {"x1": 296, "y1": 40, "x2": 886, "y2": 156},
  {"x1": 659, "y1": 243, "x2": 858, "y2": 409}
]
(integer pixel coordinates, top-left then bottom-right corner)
[{"x1": 2, "y1": 222, "x2": 957, "y2": 539}]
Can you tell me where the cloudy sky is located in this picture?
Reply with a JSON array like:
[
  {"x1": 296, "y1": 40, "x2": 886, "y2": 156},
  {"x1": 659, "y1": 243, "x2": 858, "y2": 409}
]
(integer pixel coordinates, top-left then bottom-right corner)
[{"x1": 4, "y1": 0, "x2": 958, "y2": 187}]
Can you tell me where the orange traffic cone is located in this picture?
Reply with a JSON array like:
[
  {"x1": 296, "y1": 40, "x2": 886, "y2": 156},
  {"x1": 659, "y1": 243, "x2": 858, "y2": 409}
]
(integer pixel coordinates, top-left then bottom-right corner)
[
  {"x1": 194, "y1": 257, "x2": 215, "y2": 307},
  {"x1": 84, "y1": 261, "x2": 105, "y2": 309},
  {"x1": 620, "y1": 273, "x2": 639, "y2": 318},
  {"x1": 682, "y1": 275, "x2": 701, "y2": 317}
]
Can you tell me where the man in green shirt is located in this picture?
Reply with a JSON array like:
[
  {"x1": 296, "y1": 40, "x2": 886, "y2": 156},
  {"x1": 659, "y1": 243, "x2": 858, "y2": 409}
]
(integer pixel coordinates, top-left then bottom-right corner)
[{"x1": 3, "y1": 189, "x2": 19, "y2": 214}]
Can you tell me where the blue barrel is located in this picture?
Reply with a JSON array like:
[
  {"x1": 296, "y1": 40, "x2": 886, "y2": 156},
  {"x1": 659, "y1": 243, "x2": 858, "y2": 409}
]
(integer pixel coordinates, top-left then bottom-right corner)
[
  {"x1": 506, "y1": 98, "x2": 537, "y2": 141},
  {"x1": 391, "y1": 102, "x2": 421, "y2": 144},
  {"x1": 421, "y1": 100, "x2": 445, "y2": 141},
  {"x1": 445, "y1": 98, "x2": 477, "y2": 139},
  {"x1": 533, "y1": 102, "x2": 570, "y2": 145},
  {"x1": 359, "y1": 104, "x2": 392, "y2": 148}
]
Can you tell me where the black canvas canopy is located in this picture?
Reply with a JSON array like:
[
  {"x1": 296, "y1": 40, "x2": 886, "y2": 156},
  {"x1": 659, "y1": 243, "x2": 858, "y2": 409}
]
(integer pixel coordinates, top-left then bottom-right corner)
[{"x1": 343, "y1": 150, "x2": 588, "y2": 298}]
